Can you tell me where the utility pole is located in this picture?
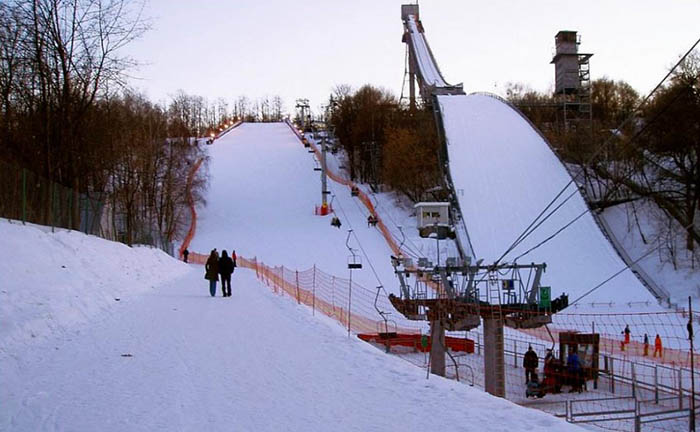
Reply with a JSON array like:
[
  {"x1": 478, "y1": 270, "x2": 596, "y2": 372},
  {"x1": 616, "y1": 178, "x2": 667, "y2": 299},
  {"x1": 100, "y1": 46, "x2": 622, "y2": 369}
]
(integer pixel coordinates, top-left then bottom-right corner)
[
  {"x1": 690, "y1": 296, "x2": 696, "y2": 432},
  {"x1": 321, "y1": 136, "x2": 328, "y2": 208}
]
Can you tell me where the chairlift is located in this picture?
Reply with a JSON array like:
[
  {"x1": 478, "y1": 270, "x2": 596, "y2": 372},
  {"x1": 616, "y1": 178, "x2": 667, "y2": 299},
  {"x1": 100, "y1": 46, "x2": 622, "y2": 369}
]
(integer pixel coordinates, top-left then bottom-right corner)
[
  {"x1": 348, "y1": 254, "x2": 363, "y2": 269},
  {"x1": 345, "y1": 230, "x2": 363, "y2": 269},
  {"x1": 313, "y1": 159, "x2": 322, "y2": 171},
  {"x1": 330, "y1": 216, "x2": 342, "y2": 228}
]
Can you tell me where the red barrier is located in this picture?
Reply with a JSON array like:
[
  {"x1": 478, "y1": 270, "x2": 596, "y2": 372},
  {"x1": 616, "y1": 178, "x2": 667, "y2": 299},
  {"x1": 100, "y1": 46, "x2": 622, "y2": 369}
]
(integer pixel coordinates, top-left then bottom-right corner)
[{"x1": 358, "y1": 333, "x2": 475, "y2": 353}]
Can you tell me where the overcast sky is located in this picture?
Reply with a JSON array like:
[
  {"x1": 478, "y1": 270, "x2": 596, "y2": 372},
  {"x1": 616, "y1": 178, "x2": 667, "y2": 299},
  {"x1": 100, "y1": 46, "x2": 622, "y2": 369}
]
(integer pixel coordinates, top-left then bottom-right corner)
[{"x1": 125, "y1": 0, "x2": 700, "y2": 114}]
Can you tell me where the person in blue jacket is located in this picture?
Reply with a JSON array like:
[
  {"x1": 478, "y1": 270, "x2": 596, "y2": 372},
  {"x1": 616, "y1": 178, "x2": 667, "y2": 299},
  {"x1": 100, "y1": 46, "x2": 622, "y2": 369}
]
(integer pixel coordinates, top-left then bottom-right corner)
[{"x1": 566, "y1": 348, "x2": 583, "y2": 393}]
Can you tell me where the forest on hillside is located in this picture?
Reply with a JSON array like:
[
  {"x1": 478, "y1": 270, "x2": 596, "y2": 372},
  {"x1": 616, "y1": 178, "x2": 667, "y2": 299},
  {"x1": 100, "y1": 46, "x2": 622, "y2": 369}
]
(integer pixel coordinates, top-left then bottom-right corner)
[
  {"x1": 0, "y1": 0, "x2": 285, "y2": 248},
  {"x1": 327, "y1": 56, "x2": 699, "y2": 268}
]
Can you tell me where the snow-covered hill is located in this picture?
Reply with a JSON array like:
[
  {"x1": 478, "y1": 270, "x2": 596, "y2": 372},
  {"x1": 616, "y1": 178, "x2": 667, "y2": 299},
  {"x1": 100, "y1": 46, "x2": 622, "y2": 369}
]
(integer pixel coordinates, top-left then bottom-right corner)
[
  {"x1": 0, "y1": 123, "x2": 583, "y2": 431},
  {"x1": 439, "y1": 93, "x2": 658, "y2": 308}
]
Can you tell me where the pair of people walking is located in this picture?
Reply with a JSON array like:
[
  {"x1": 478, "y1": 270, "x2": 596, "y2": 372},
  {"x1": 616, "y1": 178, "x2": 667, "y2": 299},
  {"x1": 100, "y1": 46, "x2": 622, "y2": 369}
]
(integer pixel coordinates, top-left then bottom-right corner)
[{"x1": 205, "y1": 248, "x2": 237, "y2": 297}]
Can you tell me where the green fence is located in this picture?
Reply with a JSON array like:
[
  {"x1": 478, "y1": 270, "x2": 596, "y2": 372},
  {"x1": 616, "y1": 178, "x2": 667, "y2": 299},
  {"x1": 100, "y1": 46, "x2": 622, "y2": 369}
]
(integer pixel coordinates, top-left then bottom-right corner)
[{"x1": 0, "y1": 159, "x2": 173, "y2": 255}]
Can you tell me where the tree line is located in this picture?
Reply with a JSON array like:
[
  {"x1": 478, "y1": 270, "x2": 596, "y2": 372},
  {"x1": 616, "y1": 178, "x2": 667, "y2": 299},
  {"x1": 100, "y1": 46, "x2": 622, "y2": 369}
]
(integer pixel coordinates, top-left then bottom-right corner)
[
  {"x1": 507, "y1": 56, "x2": 699, "y2": 266},
  {"x1": 0, "y1": 0, "x2": 285, "y2": 248},
  {"x1": 328, "y1": 84, "x2": 441, "y2": 202}
]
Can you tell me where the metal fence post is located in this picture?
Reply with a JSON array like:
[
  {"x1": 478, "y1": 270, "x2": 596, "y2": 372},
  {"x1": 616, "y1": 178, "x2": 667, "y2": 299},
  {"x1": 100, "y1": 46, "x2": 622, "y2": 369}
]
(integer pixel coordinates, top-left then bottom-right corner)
[
  {"x1": 634, "y1": 399, "x2": 641, "y2": 432},
  {"x1": 331, "y1": 276, "x2": 336, "y2": 318},
  {"x1": 347, "y1": 278, "x2": 353, "y2": 337},
  {"x1": 312, "y1": 265, "x2": 316, "y2": 316},
  {"x1": 680, "y1": 369, "x2": 684, "y2": 409},
  {"x1": 514, "y1": 340, "x2": 517, "y2": 368},
  {"x1": 83, "y1": 194, "x2": 88, "y2": 234},
  {"x1": 68, "y1": 192, "x2": 72, "y2": 229},
  {"x1": 611, "y1": 357, "x2": 615, "y2": 394},
  {"x1": 632, "y1": 362, "x2": 637, "y2": 399},
  {"x1": 50, "y1": 183, "x2": 56, "y2": 233},
  {"x1": 655, "y1": 365, "x2": 659, "y2": 404},
  {"x1": 21, "y1": 168, "x2": 26, "y2": 224}
]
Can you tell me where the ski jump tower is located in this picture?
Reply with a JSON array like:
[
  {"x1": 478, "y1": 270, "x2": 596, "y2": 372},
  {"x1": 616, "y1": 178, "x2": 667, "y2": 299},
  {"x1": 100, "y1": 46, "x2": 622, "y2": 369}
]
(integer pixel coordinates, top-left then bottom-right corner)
[
  {"x1": 394, "y1": 4, "x2": 568, "y2": 398},
  {"x1": 401, "y1": 4, "x2": 464, "y2": 109}
]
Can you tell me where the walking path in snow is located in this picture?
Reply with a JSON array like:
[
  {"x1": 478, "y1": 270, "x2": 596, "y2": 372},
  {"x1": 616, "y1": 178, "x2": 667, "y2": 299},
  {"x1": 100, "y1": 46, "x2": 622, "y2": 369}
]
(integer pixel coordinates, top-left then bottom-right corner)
[{"x1": 1, "y1": 264, "x2": 581, "y2": 431}]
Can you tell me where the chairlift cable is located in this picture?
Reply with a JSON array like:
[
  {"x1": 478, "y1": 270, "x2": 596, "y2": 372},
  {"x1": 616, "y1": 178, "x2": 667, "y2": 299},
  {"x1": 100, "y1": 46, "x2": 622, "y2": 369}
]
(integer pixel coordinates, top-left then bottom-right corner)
[
  {"x1": 495, "y1": 36, "x2": 700, "y2": 262},
  {"x1": 368, "y1": 191, "x2": 426, "y2": 257},
  {"x1": 502, "y1": 73, "x2": 699, "y2": 263},
  {"x1": 328, "y1": 181, "x2": 388, "y2": 293},
  {"x1": 567, "y1": 221, "x2": 695, "y2": 308},
  {"x1": 512, "y1": 209, "x2": 589, "y2": 262}
]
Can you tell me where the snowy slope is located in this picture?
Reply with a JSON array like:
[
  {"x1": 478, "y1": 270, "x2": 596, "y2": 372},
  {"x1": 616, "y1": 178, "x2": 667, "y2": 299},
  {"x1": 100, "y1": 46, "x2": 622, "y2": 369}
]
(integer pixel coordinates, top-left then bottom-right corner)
[
  {"x1": 0, "y1": 220, "x2": 583, "y2": 431},
  {"x1": 438, "y1": 93, "x2": 656, "y2": 306},
  {"x1": 0, "y1": 220, "x2": 189, "y2": 353},
  {"x1": 188, "y1": 123, "x2": 399, "y2": 294},
  {"x1": 406, "y1": 15, "x2": 448, "y2": 87},
  {"x1": 602, "y1": 200, "x2": 700, "y2": 304}
]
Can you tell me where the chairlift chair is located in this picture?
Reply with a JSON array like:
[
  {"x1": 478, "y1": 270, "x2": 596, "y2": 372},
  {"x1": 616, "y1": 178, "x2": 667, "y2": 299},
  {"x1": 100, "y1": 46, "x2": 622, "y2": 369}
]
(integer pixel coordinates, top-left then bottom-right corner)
[
  {"x1": 348, "y1": 254, "x2": 362, "y2": 269},
  {"x1": 345, "y1": 229, "x2": 362, "y2": 269}
]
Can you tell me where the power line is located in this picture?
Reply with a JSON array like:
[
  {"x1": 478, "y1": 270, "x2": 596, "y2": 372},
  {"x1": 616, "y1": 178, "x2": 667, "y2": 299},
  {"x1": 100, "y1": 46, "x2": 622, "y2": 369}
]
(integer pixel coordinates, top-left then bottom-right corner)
[
  {"x1": 568, "y1": 220, "x2": 696, "y2": 308},
  {"x1": 495, "y1": 36, "x2": 700, "y2": 263},
  {"x1": 505, "y1": 70, "x2": 700, "y2": 263}
]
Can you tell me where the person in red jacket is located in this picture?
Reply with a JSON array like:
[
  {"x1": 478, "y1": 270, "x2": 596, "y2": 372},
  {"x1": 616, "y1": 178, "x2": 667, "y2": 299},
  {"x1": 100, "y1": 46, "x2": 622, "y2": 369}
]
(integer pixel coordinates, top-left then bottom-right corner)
[{"x1": 654, "y1": 334, "x2": 663, "y2": 358}]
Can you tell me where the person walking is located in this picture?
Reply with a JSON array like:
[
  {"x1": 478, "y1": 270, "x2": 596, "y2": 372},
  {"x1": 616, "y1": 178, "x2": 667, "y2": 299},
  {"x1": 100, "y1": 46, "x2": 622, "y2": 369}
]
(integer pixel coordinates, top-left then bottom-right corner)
[
  {"x1": 523, "y1": 345, "x2": 538, "y2": 384},
  {"x1": 183, "y1": 248, "x2": 189, "y2": 263},
  {"x1": 643, "y1": 333, "x2": 650, "y2": 356},
  {"x1": 205, "y1": 250, "x2": 219, "y2": 297},
  {"x1": 621, "y1": 324, "x2": 631, "y2": 351},
  {"x1": 218, "y1": 250, "x2": 234, "y2": 297},
  {"x1": 654, "y1": 334, "x2": 663, "y2": 358},
  {"x1": 567, "y1": 348, "x2": 582, "y2": 393}
]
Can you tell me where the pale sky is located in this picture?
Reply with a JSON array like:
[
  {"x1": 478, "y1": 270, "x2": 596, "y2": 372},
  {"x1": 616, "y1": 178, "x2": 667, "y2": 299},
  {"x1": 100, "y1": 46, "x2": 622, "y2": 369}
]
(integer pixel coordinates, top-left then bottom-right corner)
[{"x1": 125, "y1": 0, "x2": 700, "y2": 114}]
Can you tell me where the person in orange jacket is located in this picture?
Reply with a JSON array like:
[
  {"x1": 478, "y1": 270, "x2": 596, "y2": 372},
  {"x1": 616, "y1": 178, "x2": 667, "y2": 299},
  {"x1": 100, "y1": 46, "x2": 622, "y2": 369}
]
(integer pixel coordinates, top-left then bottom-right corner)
[{"x1": 654, "y1": 334, "x2": 663, "y2": 358}]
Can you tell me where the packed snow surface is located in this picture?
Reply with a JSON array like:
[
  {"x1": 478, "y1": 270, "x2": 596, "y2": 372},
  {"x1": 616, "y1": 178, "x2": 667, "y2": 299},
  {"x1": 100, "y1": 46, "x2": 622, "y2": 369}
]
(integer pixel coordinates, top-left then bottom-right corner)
[
  {"x1": 438, "y1": 93, "x2": 657, "y2": 306},
  {"x1": 188, "y1": 122, "x2": 398, "y2": 293},
  {"x1": 0, "y1": 220, "x2": 189, "y2": 353},
  {"x1": 406, "y1": 15, "x2": 448, "y2": 88},
  {"x1": 0, "y1": 141, "x2": 583, "y2": 431}
]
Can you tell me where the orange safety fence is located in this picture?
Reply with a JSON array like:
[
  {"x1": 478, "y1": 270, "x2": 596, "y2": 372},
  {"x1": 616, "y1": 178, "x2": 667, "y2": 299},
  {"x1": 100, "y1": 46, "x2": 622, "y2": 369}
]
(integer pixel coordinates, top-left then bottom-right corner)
[
  {"x1": 180, "y1": 121, "x2": 700, "y2": 431},
  {"x1": 238, "y1": 256, "x2": 423, "y2": 335},
  {"x1": 178, "y1": 122, "x2": 243, "y2": 260},
  {"x1": 283, "y1": 120, "x2": 402, "y2": 256},
  {"x1": 178, "y1": 157, "x2": 205, "y2": 260}
]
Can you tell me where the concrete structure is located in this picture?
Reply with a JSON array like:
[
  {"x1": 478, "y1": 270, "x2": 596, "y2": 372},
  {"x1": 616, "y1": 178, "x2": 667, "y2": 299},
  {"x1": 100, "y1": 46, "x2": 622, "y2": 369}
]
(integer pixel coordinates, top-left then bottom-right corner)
[
  {"x1": 415, "y1": 202, "x2": 452, "y2": 239},
  {"x1": 550, "y1": 31, "x2": 593, "y2": 130}
]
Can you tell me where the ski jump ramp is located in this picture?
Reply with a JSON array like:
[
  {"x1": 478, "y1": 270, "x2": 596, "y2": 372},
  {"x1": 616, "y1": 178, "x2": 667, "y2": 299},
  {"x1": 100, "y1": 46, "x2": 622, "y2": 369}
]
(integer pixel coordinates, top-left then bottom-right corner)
[{"x1": 401, "y1": 9, "x2": 657, "y2": 306}]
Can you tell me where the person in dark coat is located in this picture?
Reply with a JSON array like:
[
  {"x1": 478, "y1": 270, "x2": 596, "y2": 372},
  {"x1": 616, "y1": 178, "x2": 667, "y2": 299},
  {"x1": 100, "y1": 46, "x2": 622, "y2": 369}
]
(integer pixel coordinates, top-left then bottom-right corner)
[
  {"x1": 523, "y1": 345, "x2": 539, "y2": 383},
  {"x1": 183, "y1": 248, "x2": 189, "y2": 263},
  {"x1": 643, "y1": 333, "x2": 650, "y2": 356},
  {"x1": 567, "y1": 349, "x2": 582, "y2": 393},
  {"x1": 205, "y1": 250, "x2": 219, "y2": 297},
  {"x1": 218, "y1": 250, "x2": 234, "y2": 297}
]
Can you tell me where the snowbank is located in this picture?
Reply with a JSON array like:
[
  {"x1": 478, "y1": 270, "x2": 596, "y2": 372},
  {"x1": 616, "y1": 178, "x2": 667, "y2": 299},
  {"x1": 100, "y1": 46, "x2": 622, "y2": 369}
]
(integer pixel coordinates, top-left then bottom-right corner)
[{"x1": 0, "y1": 219, "x2": 189, "y2": 352}]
